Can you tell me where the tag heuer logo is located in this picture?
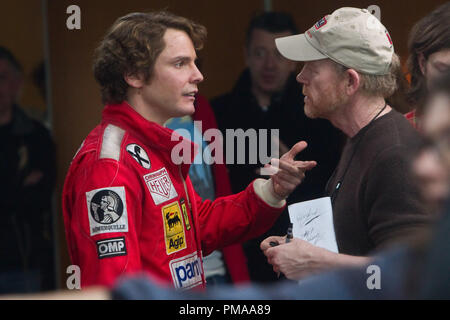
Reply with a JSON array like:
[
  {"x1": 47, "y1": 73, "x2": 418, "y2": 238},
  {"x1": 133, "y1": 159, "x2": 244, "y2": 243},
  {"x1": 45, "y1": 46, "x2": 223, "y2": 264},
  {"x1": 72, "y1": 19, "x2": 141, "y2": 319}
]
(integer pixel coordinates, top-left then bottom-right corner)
[{"x1": 143, "y1": 167, "x2": 178, "y2": 205}]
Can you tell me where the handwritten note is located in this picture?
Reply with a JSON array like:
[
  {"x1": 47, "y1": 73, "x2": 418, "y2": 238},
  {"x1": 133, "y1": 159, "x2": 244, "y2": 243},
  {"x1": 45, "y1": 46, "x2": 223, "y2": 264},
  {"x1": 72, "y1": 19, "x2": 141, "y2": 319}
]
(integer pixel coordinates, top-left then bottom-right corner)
[{"x1": 288, "y1": 197, "x2": 339, "y2": 253}]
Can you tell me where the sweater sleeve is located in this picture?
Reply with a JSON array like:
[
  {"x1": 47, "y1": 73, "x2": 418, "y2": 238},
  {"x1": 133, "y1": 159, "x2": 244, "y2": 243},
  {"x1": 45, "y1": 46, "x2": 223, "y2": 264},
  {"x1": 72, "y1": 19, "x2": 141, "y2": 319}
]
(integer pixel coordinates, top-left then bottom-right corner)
[{"x1": 364, "y1": 145, "x2": 431, "y2": 251}]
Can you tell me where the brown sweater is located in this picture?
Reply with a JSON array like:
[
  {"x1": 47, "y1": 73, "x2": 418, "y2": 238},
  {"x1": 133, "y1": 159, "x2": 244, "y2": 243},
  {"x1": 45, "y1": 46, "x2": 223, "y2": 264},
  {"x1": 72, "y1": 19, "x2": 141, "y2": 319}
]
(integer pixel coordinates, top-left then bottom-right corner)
[{"x1": 326, "y1": 110, "x2": 430, "y2": 255}]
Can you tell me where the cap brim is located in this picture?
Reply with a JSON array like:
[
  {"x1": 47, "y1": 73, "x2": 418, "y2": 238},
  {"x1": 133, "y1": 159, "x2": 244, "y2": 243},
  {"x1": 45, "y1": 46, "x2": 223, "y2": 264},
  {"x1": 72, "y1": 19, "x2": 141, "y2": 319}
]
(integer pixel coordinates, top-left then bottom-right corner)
[{"x1": 275, "y1": 33, "x2": 327, "y2": 61}]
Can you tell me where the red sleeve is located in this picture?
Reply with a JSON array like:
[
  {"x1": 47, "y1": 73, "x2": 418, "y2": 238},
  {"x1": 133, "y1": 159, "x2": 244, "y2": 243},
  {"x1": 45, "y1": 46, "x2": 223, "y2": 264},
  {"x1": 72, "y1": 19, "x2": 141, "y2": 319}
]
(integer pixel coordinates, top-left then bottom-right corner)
[
  {"x1": 189, "y1": 178, "x2": 285, "y2": 256},
  {"x1": 63, "y1": 158, "x2": 143, "y2": 288}
]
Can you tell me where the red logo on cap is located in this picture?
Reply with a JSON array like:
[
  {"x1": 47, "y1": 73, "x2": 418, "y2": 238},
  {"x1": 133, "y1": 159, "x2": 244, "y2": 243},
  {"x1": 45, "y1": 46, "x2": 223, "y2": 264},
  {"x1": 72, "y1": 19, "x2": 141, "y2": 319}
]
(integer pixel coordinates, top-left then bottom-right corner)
[
  {"x1": 314, "y1": 16, "x2": 327, "y2": 30},
  {"x1": 385, "y1": 30, "x2": 393, "y2": 45}
]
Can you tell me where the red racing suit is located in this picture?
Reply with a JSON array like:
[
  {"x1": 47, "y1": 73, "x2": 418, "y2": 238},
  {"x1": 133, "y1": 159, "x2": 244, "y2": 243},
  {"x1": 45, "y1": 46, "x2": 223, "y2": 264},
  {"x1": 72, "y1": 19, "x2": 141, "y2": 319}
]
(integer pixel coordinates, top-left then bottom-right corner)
[{"x1": 62, "y1": 102, "x2": 285, "y2": 289}]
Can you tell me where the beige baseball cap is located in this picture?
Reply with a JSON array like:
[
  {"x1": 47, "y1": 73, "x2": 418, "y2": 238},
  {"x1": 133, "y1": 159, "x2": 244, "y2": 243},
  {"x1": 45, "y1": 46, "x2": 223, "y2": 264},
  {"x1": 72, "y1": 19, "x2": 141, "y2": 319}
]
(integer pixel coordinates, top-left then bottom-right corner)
[{"x1": 275, "y1": 7, "x2": 394, "y2": 75}]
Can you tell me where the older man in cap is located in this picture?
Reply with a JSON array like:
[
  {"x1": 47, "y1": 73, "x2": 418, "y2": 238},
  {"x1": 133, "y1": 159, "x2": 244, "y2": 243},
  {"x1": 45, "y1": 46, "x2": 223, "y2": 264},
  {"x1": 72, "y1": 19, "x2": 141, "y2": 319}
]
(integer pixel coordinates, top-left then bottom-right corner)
[{"x1": 260, "y1": 7, "x2": 431, "y2": 280}]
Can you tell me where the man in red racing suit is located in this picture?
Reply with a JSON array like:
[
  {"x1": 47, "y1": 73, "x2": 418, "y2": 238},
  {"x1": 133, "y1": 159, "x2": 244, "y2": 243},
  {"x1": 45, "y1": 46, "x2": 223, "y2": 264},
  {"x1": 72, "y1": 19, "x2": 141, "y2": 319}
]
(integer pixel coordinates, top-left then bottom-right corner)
[{"x1": 62, "y1": 12, "x2": 316, "y2": 290}]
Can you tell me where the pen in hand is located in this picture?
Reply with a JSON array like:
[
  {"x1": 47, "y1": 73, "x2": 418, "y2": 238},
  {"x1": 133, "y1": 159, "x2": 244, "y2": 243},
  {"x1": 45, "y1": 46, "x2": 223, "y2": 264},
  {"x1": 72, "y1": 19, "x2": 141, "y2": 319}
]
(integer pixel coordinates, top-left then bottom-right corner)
[
  {"x1": 272, "y1": 223, "x2": 294, "y2": 278},
  {"x1": 271, "y1": 240, "x2": 281, "y2": 278},
  {"x1": 286, "y1": 223, "x2": 293, "y2": 243}
]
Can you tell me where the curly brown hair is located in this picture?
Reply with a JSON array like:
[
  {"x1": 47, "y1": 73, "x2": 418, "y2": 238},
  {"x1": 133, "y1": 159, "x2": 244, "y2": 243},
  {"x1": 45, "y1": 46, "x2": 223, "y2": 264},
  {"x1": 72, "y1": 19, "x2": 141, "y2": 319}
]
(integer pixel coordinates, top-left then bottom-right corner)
[
  {"x1": 93, "y1": 11, "x2": 207, "y2": 105},
  {"x1": 407, "y1": 2, "x2": 450, "y2": 111}
]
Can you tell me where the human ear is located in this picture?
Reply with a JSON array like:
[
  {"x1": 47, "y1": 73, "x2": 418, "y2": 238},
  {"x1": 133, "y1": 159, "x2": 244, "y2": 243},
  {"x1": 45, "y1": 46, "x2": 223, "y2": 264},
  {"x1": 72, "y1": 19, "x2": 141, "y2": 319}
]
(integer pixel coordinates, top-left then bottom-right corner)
[
  {"x1": 124, "y1": 72, "x2": 144, "y2": 89},
  {"x1": 345, "y1": 69, "x2": 360, "y2": 95}
]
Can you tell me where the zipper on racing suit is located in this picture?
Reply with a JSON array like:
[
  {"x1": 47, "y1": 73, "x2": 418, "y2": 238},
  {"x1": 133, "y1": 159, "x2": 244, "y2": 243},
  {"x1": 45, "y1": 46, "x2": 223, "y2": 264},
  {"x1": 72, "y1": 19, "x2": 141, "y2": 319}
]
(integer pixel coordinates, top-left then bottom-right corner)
[{"x1": 178, "y1": 165, "x2": 206, "y2": 282}]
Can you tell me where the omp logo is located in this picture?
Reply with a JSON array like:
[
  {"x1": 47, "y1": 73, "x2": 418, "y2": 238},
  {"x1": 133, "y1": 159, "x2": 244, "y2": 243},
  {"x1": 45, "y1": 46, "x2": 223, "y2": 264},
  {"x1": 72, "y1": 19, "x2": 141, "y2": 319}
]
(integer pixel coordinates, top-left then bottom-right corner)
[
  {"x1": 170, "y1": 252, "x2": 203, "y2": 290},
  {"x1": 96, "y1": 237, "x2": 127, "y2": 259}
]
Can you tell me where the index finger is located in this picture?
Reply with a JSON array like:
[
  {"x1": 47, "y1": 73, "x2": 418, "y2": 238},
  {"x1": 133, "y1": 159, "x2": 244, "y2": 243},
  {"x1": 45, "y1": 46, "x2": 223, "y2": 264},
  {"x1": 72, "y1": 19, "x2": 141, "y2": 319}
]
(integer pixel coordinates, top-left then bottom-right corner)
[{"x1": 282, "y1": 141, "x2": 308, "y2": 161}]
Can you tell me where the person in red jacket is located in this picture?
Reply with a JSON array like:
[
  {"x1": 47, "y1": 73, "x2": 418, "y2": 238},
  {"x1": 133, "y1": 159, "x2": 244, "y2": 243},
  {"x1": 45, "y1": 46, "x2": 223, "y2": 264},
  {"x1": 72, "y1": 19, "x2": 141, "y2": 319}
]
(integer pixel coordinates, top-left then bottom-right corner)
[{"x1": 62, "y1": 11, "x2": 316, "y2": 290}]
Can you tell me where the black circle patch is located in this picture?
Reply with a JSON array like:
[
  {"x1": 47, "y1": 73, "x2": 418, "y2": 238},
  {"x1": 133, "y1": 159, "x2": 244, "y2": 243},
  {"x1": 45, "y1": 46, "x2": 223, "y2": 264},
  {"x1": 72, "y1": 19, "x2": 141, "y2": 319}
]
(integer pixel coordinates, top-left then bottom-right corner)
[
  {"x1": 90, "y1": 189, "x2": 124, "y2": 224},
  {"x1": 126, "y1": 143, "x2": 151, "y2": 169}
]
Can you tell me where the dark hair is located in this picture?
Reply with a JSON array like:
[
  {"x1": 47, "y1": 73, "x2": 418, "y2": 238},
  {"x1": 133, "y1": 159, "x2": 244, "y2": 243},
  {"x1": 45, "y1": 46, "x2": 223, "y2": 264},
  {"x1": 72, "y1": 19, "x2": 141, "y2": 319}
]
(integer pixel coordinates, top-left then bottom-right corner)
[
  {"x1": 245, "y1": 11, "x2": 298, "y2": 47},
  {"x1": 0, "y1": 46, "x2": 23, "y2": 74},
  {"x1": 407, "y1": 2, "x2": 450, "y2": 109},
  {"x1": 93, "y1": 11, "x2": 207, "y2": 105}
]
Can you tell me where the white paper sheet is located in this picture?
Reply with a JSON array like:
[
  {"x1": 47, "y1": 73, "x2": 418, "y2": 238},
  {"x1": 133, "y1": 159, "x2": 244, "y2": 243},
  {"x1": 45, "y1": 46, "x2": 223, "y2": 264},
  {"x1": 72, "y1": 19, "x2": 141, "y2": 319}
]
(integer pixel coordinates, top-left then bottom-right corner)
[{"x1": 288, "y1": 197, "x2": 339, "y2": 253}]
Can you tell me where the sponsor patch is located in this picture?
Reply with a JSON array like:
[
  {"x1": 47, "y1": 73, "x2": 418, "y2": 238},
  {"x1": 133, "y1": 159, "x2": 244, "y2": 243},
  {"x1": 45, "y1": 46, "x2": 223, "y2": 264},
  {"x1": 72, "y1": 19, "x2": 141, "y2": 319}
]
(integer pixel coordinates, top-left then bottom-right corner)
[
  {"x1": 126, "y1": 143, "x2": 151, "y2": 169},
  {"x1": 315, "y1": 16, "x2": 327, "y2": 30},
  {"x1": 180, "y1": 199, "x2": 191, "y2": 231},
  {"x1": 96, "y1": 237, "x2": 127, "y2": 259},
  {"x1": 86, "y1": 187, "x2": 129, "y2": 236},
  {"x1": 170, "y1": 252, "x2": 203, "y2": 290},
  {"x1": 143, "y1": 167, "x2": 178, "y2": 205},
  {"x1": 162, "y1": 201, "x2": 187, "y2": 255}
]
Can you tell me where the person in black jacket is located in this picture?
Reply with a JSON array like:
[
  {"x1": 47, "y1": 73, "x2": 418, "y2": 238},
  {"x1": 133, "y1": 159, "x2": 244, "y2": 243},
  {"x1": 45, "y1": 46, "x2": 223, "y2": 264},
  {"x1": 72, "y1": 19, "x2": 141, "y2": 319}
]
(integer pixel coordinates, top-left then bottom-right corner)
[
  {"x1": 211, "y1": 12, "x2": 343, "y2": 283},
  {"x1": 0, "y1": 46, "x2": 56, "y2": 293}
]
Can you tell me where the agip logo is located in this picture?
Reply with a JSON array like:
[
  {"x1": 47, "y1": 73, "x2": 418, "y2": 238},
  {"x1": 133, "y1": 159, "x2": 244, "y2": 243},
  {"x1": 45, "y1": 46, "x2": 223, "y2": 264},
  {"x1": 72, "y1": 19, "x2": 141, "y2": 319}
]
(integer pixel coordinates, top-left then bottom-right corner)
[{"x1": 162, "y1": 201, "x2": 187, "y2": 255}]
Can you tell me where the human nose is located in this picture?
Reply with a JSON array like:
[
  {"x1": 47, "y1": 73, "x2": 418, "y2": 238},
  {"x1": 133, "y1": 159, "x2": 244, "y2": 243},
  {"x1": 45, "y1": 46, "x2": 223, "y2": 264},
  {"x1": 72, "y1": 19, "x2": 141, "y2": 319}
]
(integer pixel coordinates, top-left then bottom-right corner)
[
  {"x1": 296, "y1": 66, "x2": 307, "y2": 84},
  {"x1": 263, "y1": 53, "x2": 278, "y2": 69},
  {"x1": 191, "y1": 64, "x2": 204, "y2": 83}
]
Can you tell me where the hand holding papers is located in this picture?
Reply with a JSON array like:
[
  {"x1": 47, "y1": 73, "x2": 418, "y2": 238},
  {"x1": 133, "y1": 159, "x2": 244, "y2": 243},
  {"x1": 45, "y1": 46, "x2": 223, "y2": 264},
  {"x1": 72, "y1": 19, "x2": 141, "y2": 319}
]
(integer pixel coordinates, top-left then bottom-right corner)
[
  {"x1": 288, "y1": 197, "x2": 338, "y2": 253},
  {"x1": 262, "y1": 197, "x2": 372, "y2": 280}
]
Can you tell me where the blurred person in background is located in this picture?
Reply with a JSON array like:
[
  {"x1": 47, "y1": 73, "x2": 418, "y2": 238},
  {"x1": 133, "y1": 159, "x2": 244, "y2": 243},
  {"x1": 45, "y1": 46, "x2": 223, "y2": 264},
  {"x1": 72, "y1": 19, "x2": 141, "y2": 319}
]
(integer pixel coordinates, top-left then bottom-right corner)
[
  {"x1": 405, "y1": 2, "x2": 450, "y2": 129},
  {"x1": 0, "y1": 46, "x2": 56, "y2": 293}
]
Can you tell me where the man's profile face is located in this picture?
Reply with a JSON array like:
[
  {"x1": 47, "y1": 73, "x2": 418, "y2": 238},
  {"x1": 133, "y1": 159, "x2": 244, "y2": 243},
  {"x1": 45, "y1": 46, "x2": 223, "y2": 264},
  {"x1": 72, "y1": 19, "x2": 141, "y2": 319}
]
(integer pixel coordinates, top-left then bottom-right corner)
[
  {"x1": 296, "y1": 59, "x2": 347, "y2": 120},
  {"x1": 245, "y1": 29, "x2": 297, "y2": 99},
  {"x1": 139, "y1": 28, "x2": 204, "y2": 122},
  {"x1": 100, "y1": 196, "x2": 109, "y2": 210}
]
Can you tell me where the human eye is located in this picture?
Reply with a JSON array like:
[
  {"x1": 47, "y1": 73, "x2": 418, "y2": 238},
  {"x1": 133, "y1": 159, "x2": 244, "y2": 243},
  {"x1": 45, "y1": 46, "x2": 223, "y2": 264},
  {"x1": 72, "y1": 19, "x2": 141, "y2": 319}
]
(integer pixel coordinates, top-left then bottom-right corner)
[
  {"x1": 174, "y1": 61, "x2": 184, "y2": 68},
  {"x1": 253, "y1": 48, "x2": 267, "y2": 59}
]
